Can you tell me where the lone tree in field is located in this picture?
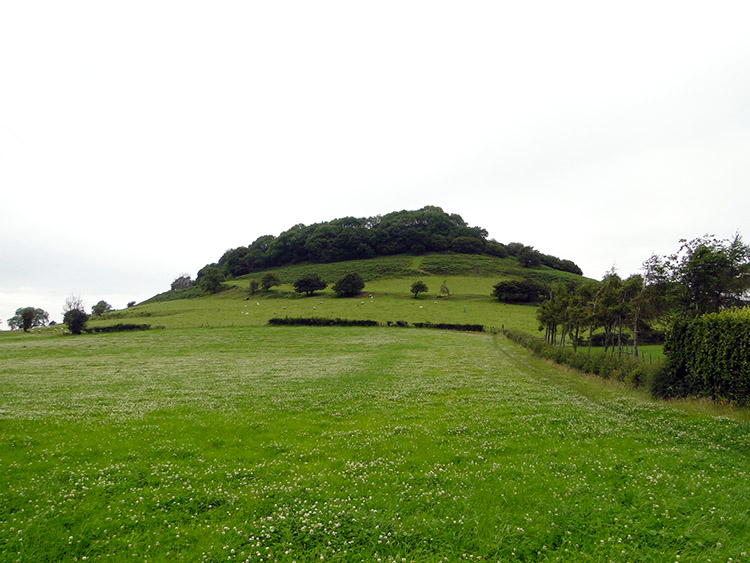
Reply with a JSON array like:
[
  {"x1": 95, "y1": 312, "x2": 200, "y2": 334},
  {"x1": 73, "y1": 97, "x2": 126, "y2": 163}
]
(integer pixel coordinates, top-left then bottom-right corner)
[
  {"x1": 294, "y1": 273, "x2": 327, "y2": 296},
  {"x1": 261, "y1": 272, "x2": 282, "y2": 292},
  {"x1": 91, "y1": 300, "x2": 113, "y2": 316},
  {"x1": 411, "y1": 280, "x2": 428, "y2": 299},
  {"x1": 63, "y1": 294, "x2": 88, "y2": 335},
  {"x1": 7, "y1": 307, "x2": 49, "y2": 332},
  {"x1": 332, "y1": 272, "x2": 365, "y2": 297}
]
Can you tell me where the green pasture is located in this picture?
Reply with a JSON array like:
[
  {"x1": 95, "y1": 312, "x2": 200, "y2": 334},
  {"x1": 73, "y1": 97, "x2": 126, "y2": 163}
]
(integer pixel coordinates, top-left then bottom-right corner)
[
  {"x1": 89, "y1": 276, "x2": 542, "y2": 334},
  {"x1": 1, "y1": 326, "x2": 748, "y2": 562}
]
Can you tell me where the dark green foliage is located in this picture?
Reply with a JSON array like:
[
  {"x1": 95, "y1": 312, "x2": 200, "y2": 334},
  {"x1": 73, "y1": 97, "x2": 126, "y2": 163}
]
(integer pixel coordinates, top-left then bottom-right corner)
[
  {"x1": 293, "y1": 273, "x2": 327, "y2": 296},
  {"x1": 7, "y1": 307, "x2": 49, "y2": 331},
  {"x1": 127, "y1": 301, "x2": 136, "y2": 308},
  {"x1": 268, "y1": 317, "x2": 378, "y2": 327},
  {"x1": 91, "y1": 300, "x2": 113, "y2": 316},
  {"x1": 410, "y1": 280, "x2": 428, "y2": 298},
  {"x1": 655, "y1": 308, "x2": 750, "y2": 405},
  {"x1": 411, "y1": 322, "x2": 484, "y2": 332},
  {"x1": 450, "y1": 236, "x2": 485, "y2": 254},
  {"x1": 267, "y1": 317, "x2": 483, "y2": 332},
  {"x1": 198, "y1": 266, "x2": 225, "y2": 294},
  {"x1": 485, "y1": 240, "x2": 508, "y2": 258},
  {"x1": 63, "y1": 309, "x2": 89, "y2": 335},
  {"x1": 260, "y1": 273, "x2": 281, "y2": 292},
  {"x1": 332, "y1": 272, "x2": 365, "y2": 297},
  {"x1": 492, "y1": 279, "x2": 546, "y2": 303},
  {"x1": 85, "y1": 323, "x2": 151, "y2": 334},
  {"x1": 210, "y1": 207, "x2": 580, "y2": 277},
  {"x1": 517, "y1": 246, "x2": 542, "y2": 268}
]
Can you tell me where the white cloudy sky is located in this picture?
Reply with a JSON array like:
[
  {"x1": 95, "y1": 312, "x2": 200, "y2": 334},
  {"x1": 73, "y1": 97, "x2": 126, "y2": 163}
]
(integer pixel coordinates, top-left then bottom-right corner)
[{"x1": 2, "y1": 1, "x2": 750, "y2": 327}]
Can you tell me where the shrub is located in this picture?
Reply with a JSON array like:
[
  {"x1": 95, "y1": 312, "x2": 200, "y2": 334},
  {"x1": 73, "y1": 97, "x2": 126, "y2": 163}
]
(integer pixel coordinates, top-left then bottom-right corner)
[
  {"x1": 294, "y1": 274, "x2": 327, "y2": 296},
  {"x1": 332, "y1": 272, "x2": 365, "y2": 297},
  {"x1": 63, "y1": 309, "x2": 89, "y2": 335},
  {"x1": 492, "y1": 279, "x2": 546, "y2": 303}
]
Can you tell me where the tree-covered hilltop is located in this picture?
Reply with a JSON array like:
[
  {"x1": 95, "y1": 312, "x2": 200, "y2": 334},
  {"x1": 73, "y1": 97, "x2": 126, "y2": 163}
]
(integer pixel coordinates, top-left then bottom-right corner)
[{"x1": 211, "y1": 206, "x2": 583, "y2": 278}]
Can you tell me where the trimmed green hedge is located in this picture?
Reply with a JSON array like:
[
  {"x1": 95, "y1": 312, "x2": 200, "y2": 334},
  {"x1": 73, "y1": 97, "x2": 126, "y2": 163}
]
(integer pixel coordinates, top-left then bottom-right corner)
[
  {"x1": 85, "y1": 323, "x2": 152, "y2": 334},
  {"x1": 654, "y1": 308, "x2": 750, "y2": 405},
  {"x1": 267, "y1": 318, "x2": 484, "y2": 332},
  {"x1": 268, "y1": 317, "x2": 379, "y2": 327}
]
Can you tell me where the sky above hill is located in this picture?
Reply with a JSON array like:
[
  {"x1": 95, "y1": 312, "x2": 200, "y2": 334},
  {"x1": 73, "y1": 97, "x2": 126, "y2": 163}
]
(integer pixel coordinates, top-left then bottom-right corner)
[{"x1": 2, "y1": 1, "x2": 750, "y2": 327}]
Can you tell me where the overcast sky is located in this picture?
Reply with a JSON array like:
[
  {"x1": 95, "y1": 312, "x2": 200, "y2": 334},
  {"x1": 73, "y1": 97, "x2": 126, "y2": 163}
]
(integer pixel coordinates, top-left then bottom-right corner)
[{"x1": 2, "y1": 1, "x2": 750, "y2": 327}]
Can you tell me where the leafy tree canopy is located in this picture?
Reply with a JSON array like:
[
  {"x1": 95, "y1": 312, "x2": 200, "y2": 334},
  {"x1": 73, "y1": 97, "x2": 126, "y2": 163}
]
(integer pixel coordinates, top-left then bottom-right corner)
[
  {"x1": 91, "y1": 300, "x2": 113, "y2": 316},
  {"x1": 332, "y1": 272, "x2": 365, "y2": 297},
  {"x1": 211, "y1": 207, "x2": 582, "y2": 278},
  {"x1": 294, "y1": 273, "x2": 327, "y2": 296},
  {"x1": 411, "y1": 280, "x2": 428, "y2": 298},
  {"x1": 7, "y1": 307, "x2": 49, "y2": 331}
]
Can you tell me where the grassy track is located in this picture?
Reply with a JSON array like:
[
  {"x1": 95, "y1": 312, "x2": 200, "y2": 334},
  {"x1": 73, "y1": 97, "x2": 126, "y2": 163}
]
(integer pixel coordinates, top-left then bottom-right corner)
[{"x1": 1, "y1": 327, "x2": 748, "y2": 562}]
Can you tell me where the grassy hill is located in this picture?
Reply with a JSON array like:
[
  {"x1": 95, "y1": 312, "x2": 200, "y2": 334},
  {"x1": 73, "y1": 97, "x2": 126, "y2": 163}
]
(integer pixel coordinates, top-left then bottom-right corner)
[{"x1": 88, "y1": 253, "x2": 581, "y2": 334}]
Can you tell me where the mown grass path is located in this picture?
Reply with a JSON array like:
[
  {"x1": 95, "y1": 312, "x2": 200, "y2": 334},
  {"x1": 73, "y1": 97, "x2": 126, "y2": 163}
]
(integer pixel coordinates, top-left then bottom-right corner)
[{"x1": 1, "y1": 327, "x2": 748, "y2": 562}]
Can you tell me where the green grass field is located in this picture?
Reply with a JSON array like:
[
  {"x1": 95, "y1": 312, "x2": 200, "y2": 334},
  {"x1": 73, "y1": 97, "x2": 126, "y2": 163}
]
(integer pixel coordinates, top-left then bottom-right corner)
[
  {"x1": 2, "y1": 255, "x2": 748, "y2": 561},
  {"x1": 1, "y1": 325, "x2": 748, "y2": 562}
]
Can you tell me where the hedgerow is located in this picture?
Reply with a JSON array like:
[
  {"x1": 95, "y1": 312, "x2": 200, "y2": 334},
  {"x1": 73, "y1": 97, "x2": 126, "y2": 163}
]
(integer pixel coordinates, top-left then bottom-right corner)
[
  {"x1": 268, "y1": 317, "x2": 379, "y2": 327},
  {"x1": 502, "y1": 328, "x2": 659, "y2": 389},
  {"x1": 267, "y1": 318, "x2": 484, "y2": 332},
  {"x1": 85, "y1": 324, "x2": 152, "y2": 334},
  {"x1": 654, "y1": 308, "x2": 750, "y2": 405}
]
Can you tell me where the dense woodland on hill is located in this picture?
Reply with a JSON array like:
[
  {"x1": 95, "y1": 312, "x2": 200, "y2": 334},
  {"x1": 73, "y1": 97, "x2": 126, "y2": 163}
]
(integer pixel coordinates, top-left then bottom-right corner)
[{"x1": 206, "y1": 206, "x2": 583, "y2": 279}]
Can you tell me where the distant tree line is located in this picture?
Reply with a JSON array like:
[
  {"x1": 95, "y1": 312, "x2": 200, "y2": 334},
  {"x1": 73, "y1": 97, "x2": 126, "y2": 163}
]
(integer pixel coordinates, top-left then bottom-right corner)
[{"x1": 204, "y1": 207, "x2": 582, "y2": 280}]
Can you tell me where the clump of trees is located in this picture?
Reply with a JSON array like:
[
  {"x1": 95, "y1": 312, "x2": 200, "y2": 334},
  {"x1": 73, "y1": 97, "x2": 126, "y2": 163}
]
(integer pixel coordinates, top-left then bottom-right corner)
[
  {"x1": 535, "y1": 233, "x2": 750, "y2": 361},
  {"x1": 208, "y1": 207, "x2": 582, "y2": 278},
  {"x1": 7, "y1": 307, "x2": 49, "y2": 331},
  {"x1": 332, "y1": 273, "x2": 365, "y2": 297},
  {"x1": 197, "y1": 266, "x2": 225, "y2": 294},
  {"x1": 492, "y1": 279, "x2": 546, "y2": 303}
]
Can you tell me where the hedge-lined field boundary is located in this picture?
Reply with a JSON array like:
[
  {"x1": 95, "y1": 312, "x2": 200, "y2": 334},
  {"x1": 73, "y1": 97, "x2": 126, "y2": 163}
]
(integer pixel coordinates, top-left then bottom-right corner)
[
  {"x1": 501, "y1": 328, "x2": 660, "y2": 389},
  {"x1": 268, "y1": 317, "x2": 484, "y2": 332},
  {"x1": 84, "y1": 323, "x2": 152, "y2": 334},
  {"x1": 654, "y1": 308, "x2": 750, "y2": 405}
]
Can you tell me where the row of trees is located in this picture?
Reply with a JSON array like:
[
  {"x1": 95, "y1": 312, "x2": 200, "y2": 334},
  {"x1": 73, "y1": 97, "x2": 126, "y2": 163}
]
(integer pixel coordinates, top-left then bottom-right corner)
[
  {"x1": 7, "y1": 297, "x2": 116, "y2": 333},
  {"x1": 534, "y1": 234, "x2": 750, "y2": 357}
]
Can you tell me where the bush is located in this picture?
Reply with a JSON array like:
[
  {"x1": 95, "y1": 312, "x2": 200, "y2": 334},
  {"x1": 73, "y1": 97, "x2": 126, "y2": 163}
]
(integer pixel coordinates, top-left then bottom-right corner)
[
  {"x1": 332, "y1": 272, "x2": 365, "y2": 297},
  {"x1": 294, "y1": 274, "x2": 327, "y2": 296},
  {"x1": 492, "y1": 279, "x2": 546, "y2": 303},
  {"x1": 63, "y1": 309, "x2": 89, "y2": 335}
]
